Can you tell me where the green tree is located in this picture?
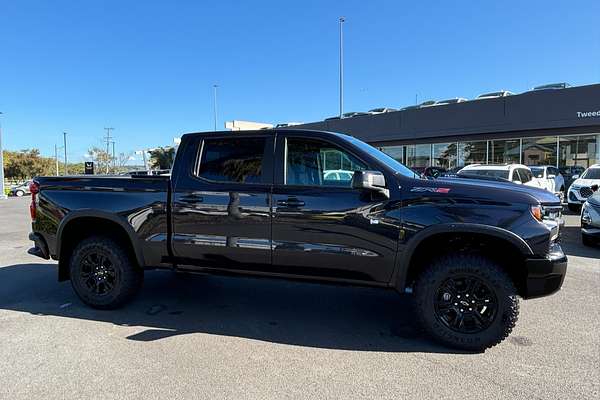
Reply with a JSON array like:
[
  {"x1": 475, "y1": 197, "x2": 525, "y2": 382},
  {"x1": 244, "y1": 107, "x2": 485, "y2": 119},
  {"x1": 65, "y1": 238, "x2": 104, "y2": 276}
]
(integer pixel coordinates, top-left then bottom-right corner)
[
  {"x1": 148, "y1": 147, "x2": 175, "y2": 170},
  {"x1": 87, "y1": 147, "x2": 113, "y2": 174},
  {"x1": 4, "y1": 149, "x2": 55, "y2": 180}
]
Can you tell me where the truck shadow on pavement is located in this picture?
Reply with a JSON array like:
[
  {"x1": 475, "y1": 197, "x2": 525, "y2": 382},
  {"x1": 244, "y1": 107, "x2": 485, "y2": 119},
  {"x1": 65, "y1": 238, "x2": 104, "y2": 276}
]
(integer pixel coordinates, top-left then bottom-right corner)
[{"x1": 0, "y1": 263, "x2": 466, "y2": 354}]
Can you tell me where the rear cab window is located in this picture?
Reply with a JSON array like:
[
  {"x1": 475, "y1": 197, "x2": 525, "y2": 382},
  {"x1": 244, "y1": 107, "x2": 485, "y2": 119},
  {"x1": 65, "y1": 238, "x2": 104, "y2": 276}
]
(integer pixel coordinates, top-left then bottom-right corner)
[{"x1": 195, "y1": 137, "x2": 269, "y2": 184}]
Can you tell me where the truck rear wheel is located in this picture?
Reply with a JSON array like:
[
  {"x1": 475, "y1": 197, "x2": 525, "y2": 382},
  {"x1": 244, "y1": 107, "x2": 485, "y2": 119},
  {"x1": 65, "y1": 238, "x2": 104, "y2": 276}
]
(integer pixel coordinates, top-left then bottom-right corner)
[
  {"x1": 69, "y1": 236, "x2": 143, "y2": 309},
  {"x1": 413, "y1": 254, "x2": 519, "y2": 352}
]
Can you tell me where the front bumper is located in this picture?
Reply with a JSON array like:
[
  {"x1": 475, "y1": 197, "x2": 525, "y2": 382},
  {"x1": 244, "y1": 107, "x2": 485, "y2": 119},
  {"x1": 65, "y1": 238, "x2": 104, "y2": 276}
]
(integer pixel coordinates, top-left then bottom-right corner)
[
  {"x1": 523, "y1": 243, "x2": 567, "y2": 299},
  {"x1": 582, "y1": 227, "x2": 600, "y2": 238}
]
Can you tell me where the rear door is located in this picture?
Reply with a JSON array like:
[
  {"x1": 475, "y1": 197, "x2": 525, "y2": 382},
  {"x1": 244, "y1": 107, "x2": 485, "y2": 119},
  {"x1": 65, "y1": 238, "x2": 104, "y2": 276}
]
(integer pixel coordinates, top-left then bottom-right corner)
[
  {"x1": 171, "y1": 134, "x2": 273, "y2": 272},
  {"x1": 270, "y1": 133, "x2": 399, "y2": 283}
]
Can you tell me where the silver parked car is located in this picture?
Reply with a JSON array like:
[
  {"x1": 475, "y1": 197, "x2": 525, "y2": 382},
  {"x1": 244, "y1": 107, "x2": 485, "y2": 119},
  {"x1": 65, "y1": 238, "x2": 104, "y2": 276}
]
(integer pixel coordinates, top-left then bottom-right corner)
[
  {"x1": 9, "y1": 181, "x2": 32, "y2": 197},
  {"x1": 581, "y1": 185, "x2": 600, "y2": 246}
]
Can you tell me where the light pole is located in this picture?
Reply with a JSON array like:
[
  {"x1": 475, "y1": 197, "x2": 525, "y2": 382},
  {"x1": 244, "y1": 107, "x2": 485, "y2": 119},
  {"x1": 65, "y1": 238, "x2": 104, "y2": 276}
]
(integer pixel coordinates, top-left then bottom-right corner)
[
  {"x1": 213, "y1": 84, "x2": 219, "y2": 131},
  {"x1": 63, "y1": 132, "x2": 68, "y2": 175},
  {"x1": 104, "y1": 127, "x2": 114, "y2": 173},
  {"x1": 339, "y1": 17, "x2": 345, "y2": 119},
  {"x1": 55, "y1": 144, "x2": 59, "y2": 176},
  {"x1": 111, "y1": 141, "x2": 116, "y2": 171},
  {"x1": 0, "y1": 112, "x2": 6, "y2": 200}
]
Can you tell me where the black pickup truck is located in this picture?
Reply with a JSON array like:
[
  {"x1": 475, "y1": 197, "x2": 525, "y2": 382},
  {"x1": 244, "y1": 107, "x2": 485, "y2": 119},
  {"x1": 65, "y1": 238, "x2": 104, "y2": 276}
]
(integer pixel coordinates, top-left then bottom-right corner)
[{"x1": 28, "y1": 129, "x2": 567, "y2": 351}]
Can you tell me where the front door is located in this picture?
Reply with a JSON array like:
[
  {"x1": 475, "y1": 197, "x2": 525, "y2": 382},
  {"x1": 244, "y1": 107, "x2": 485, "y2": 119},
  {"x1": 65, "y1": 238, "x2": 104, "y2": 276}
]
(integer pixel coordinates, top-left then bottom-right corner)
[
  {"x1": 271, "y1": 134, "x2": 399, "y2": 283},
  {"x1": 171, "y1": 134, "x2": 273, "y2": 272}
]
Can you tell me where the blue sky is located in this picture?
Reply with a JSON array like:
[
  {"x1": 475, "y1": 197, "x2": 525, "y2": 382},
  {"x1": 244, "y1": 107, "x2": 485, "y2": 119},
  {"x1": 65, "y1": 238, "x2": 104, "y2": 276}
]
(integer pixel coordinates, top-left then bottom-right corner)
[{"x1": 1, "y1": 0, "x2": 599, "y2": 163}]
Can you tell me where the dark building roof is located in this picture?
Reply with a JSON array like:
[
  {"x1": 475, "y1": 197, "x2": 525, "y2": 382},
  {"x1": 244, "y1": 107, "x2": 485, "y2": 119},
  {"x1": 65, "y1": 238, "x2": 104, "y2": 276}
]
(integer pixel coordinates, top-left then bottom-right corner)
[{"x1": 292, "y1": 84, "x2": 600, "y2": 146}]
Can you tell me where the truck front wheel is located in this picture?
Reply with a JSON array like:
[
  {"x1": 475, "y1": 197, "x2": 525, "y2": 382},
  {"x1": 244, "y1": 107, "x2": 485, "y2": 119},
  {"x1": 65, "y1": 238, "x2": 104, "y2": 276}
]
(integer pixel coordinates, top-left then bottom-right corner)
[
  {"x1": 413, "y1": 254, "x2": 519, "y2": 352},
  {"x1": 69, "y1": 236, "x2": 143, "y2": 309}
]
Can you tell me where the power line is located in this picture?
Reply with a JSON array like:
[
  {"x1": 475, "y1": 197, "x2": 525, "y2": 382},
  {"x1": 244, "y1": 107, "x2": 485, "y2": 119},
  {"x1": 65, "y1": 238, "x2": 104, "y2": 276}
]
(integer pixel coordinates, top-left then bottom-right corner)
[
  {"x1": 63, "y1": 132, "x2": 68, "y2": 175},
  {"x1": 104, "y1": 127, "x2": 114, "y2": 173}
]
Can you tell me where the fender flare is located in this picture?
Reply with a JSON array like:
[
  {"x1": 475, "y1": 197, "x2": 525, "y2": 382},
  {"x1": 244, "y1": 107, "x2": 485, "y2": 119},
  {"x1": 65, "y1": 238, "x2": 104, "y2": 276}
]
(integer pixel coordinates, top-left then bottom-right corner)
[
  {"x1": 392, "y1": 223, "x2": 533, "y2": 291},
  {"x1": 56, "y1": 210, "x2": 146, "y2": 267}
]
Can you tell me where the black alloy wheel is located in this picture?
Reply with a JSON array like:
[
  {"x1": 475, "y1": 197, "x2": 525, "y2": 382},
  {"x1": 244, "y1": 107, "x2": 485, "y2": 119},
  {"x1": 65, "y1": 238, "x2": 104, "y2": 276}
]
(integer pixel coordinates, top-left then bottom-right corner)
[
  {"x1": 434, "y1": 275, "x2": 498, "y2": 334},
  {"x1": 70, "y1": 236, "x2": 143, "y2": 309},
  {"x1": 413, "y1": 254, "x2": 519, "y2": 351},
  {"x1": 79, "y1": 251, "x2": 119, "y2": 296}
]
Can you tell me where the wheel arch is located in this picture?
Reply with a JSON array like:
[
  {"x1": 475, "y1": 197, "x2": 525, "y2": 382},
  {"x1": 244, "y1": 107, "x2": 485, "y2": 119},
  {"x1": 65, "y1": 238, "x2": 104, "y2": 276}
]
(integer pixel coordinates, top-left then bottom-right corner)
[
  {"x1": 393, "y1": 223, "x2": 533, "y2": 294},
  {"x1": 56, "y1": 211, "x2": 145, "y2": 281}
]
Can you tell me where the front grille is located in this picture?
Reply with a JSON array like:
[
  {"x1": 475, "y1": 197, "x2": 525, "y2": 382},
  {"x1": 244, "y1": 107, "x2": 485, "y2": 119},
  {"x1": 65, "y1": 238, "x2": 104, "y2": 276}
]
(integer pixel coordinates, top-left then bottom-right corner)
[
  {"x1": 580, "y1": 187, "x2": 594, "y2": 198},
  {"x1": 569, "y1": 191, "x2": 578, "y2": 201}
]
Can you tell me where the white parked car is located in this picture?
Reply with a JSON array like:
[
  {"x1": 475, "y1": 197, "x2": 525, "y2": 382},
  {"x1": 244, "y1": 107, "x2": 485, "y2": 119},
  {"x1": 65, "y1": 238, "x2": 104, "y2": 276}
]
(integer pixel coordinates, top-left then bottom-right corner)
[
  {"x1": 581, "y1": 189, "x2": 600, "y2": 246},
  {"x1": 567, "y1": 164, "x2": 600, "y2": 211},
  {"x1": 323, "y1": 169, "x2": 354, "y2": 183},
  {"x1": 458, "y1": 164, "x2": 546, "y2": 190},
  {"x1": 529, "y1": 166, "x2": 565, "y2": 198},
  {"x1": 476, "y1": 90, "x2": 514, "y2": 100}
]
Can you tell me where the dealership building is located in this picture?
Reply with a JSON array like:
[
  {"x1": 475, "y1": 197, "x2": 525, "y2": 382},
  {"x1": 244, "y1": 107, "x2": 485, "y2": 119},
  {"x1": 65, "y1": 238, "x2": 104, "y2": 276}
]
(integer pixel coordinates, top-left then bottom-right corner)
[{"x1": 292, "y1": 83, "x2": 600, "y2": 173}]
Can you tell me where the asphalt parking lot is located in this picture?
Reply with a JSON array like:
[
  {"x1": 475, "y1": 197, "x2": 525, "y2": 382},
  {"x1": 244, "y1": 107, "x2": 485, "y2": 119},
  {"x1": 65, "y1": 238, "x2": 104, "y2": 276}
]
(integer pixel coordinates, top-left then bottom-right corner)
[{"x1": 0, "y1": 197, "x2": 598, "y2": 399}]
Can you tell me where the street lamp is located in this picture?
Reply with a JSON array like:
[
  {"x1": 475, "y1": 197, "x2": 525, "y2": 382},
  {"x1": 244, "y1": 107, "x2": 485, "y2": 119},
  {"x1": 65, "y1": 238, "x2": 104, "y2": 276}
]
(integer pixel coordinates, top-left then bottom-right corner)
[
  {"x1": 0, "y1": 112, "x2": 6, "y2": 199},
  {"x1": 339, "y1": 17, "x2": 345, "y2": 118},
  {"x1": 213, "y1": 84, "x2": 219, "y2": 131}
]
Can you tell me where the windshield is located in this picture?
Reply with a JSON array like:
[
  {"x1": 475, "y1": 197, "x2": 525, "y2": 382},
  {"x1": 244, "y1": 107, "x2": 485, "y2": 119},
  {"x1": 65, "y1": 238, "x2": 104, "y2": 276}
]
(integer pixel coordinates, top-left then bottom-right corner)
[
  {"x1": 581, "y1": 168, "x2": 600, "y2": 180},
  {"x1": 458, "y1": 169, "x2": 509, "y2": 179},
  {"x1": 530, "y1": 167, "x2": 544, "y2": 178},
  {"x1": 339, "y1": 134, "x2": 419, "y2": 178}
]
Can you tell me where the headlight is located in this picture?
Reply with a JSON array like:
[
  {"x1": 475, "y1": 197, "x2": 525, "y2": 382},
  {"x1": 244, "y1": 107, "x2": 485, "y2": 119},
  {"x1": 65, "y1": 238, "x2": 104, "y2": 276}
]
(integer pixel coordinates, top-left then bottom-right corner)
[
  {"x1": 582, "y1": 206, "x2": 592, "y2": 224},
  {"x1": 531, "y1": 205, "x2": 543, "y2": 222}
]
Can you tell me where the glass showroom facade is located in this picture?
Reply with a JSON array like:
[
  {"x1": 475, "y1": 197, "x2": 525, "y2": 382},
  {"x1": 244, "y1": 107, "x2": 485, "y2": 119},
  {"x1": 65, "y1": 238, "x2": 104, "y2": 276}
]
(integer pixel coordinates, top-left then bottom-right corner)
[{"x1": 379, "y1": 133, "x2": 600, "y2": 171}]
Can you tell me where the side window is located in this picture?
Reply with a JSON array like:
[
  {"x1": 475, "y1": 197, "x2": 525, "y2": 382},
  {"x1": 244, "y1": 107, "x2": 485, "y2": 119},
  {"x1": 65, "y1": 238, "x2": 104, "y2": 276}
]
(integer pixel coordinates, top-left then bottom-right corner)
[
  {"x1": 511, "y1": 169, "x2": 522, "y2": 182},
  {"x1": 285, "y1": 138, "x2": 366, "y2": 187},
  {"x1": 197, "y1": 137, "x2": 266, "y2": 184},
  {"x1": 520, "y1": 169, "x2": 532, "y2": 183}
]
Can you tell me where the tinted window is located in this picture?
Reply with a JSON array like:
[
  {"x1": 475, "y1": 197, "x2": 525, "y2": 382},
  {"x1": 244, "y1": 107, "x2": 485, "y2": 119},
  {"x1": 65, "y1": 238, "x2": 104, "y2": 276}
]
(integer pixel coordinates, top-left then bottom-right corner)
[
  {"x1": 581, "y1": 168, "x2": 600, "y2": 179},
  {"x1": 197, "y1": 137, "x2": 266, "y2": 183},
  {"x1": 285, "y1": 138, "x2": 366, "y2": 187},
  {"x1": 339, "y1": 134, "x2": 419, "y2": 178},
  {"x1": 530, "y1": 167, "x2": 544, "y2": 178},
  {"x1": 519, "y1": 169, "x2": 533, "y2": 183},
  {"x1": 458, "y1": 169, "x2": 509, "y2": 179}
]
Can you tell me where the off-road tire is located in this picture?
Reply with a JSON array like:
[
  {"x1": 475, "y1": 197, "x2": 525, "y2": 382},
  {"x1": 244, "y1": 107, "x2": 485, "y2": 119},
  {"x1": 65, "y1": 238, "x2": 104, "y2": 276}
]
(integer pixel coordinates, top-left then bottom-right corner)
[
  {"x1": 414, "y1": 254, "x2": 519, "y2": 352},
  {"x1": 69, "y1": 236, "x2": 143, "y2": 309}
]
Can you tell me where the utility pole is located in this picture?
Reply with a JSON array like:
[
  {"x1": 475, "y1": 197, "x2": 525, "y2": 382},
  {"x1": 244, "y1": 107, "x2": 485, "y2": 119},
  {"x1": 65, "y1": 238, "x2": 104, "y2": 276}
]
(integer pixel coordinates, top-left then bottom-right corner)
[
  {"x1": 55, "y1": 144, "x2": 59, "y2": 176},
  {"x1": 213, "y1": 84, "x2": 218, "y2": 131},
  {"x1": 111, "y1": 141, "x2": 116, "y2": 171},
  {"x1": 339, "y1": 17, "x2": 345, "y2": 118},
  {"x1": 63, "y1": 132, "x2": 68, "y2": 175},
  {"x1": 0, "y1": 112, "x2": 6, "y2": 200},
  {"x1": 103, "y1": 127, "x2": 114, "y2": 174}
]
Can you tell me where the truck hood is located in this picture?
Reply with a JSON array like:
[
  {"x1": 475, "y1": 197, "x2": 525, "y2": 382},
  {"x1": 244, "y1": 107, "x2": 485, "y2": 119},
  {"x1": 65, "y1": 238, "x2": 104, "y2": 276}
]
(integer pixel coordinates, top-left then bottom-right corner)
[{"x1": 435, "y1": 176, "x2": 561, "y2": 204}]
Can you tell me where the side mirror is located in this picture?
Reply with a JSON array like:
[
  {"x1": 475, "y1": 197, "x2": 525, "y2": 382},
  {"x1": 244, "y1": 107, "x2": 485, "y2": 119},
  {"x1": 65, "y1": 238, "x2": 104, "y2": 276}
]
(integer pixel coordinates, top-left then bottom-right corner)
[
  {"x1": 548, "y1": 174, "x2": 556, "y2": 179},
  {"x1": 572, "y1": 174, "x2": 580, "y2": 180},
  {"x1": 352, "y1": 170, "x2": 390, "y2": 198}
]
